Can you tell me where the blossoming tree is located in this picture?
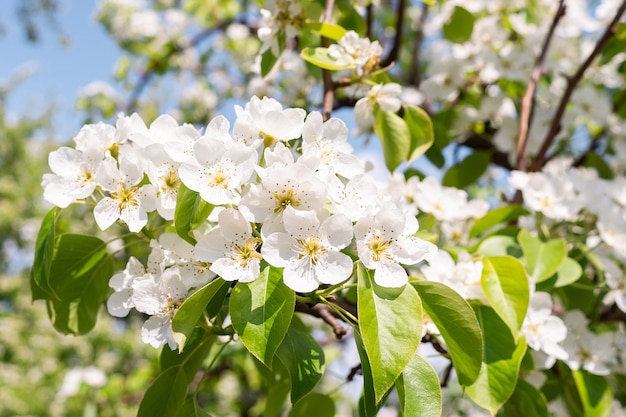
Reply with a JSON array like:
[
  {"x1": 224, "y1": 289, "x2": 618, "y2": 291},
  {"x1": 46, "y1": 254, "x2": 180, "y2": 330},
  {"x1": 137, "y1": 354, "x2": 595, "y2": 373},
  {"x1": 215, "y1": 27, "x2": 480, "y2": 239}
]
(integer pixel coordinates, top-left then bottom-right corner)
[{"x1": 31, "y1": 0, "x2": 626, "y2": 415}]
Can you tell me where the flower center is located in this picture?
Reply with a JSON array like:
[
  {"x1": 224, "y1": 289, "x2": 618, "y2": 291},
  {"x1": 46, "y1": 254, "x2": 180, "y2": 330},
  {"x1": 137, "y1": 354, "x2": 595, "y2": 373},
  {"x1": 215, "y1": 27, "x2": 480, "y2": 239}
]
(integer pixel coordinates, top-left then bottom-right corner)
[
  {"x1": 273, "y1": 188, "x2": 301, "y2": 213},
  {"x1": 111, "y1": 183, "x2": 139, "y2": 210},
  {"x1": 233, "y1": 239, "x2": 262, "y2": 268},
  {"x1": 297, "y1": 238, "x2": 326, "y2": 265},
  {"x1": 366, "y1": 233, "x2": 392, "y2": 263}
]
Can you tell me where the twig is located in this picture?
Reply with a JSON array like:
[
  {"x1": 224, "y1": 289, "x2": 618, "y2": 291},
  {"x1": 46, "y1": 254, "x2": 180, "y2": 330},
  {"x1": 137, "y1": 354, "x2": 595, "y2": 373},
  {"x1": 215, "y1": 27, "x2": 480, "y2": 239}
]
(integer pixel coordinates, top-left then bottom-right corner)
[
  {"x1": 516, "y1": 0, "x2": 566, "y2": 171},
  {"x1": 422, "y1": 333, "x2": 448, "y2": 355},
  {"x1": 347, "y1": 363, "x2": 362, "y2": 381},
  {"x1": 380, "y1": 0, "x2": 406, "y2": 68},
  {"x1": 529, "y1": 0, "x2": 626, "y2": 172},
  {"x1": 321, "y1": 0, "x2": 337, "y2": 121},
  {"x1": 295, "y1": 301, "x2": 348, "y2": 339}
]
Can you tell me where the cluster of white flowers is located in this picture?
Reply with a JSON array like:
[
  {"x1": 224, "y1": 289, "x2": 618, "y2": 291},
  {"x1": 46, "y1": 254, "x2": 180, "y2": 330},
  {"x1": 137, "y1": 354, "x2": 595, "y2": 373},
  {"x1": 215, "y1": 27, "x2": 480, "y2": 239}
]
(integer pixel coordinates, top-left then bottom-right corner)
[
  {"x1": 328, "y1": 30, "x2": 383, "y2": 77},
  {"x1": 43, "y1": 96, "x2": 439, "y2": 349},
  {"x1": 257, "y1": 0, "x2": 303, "y2": 56}
]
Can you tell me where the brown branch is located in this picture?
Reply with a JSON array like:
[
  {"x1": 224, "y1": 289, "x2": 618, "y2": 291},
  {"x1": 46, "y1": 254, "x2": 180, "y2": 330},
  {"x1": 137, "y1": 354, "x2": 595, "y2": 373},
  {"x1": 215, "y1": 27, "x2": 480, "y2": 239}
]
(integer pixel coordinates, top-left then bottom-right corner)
[
  {"x1": 295, "y1": 301, "x2": 348, "y2": 339},
  {"x1": 321, "y1": 0, "x2": 337, "y2": 121},
  {"x1": 516, "y1": 0, "x2": 566, "y2": 171},
  {"x1": 380, "y1": 0, "x2": 406, "y2": 68},
  {"x1": 422, "y1": 333, "x2": 449, "y2": 356},
  {"x1": 347, "y1": 364, "x2": 362, "y2": 381},
  {"x1": 529, "y1": 0, "x2": 626, "y2": 172},
  {"x1": 409, "y1": 2, "x2": 428, "y2": 87}
]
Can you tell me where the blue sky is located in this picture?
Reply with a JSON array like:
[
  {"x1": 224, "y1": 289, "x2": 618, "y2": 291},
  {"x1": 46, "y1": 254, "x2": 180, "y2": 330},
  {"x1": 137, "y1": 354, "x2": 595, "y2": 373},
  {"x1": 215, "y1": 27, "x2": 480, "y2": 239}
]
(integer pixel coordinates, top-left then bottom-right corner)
[{"x1": 0, "y1": 1, "x2": 119, "y2": 138}]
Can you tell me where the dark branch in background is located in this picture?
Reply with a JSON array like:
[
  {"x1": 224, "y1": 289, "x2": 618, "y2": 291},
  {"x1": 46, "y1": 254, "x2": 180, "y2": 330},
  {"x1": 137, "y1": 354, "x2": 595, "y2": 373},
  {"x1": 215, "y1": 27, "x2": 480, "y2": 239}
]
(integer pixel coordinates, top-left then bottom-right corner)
[
  {"x1": 321, "y1": 0, "x2": 337, "y2": 121},
  {"x1": 380, "y1": 0, "x2": 406, "y2": 68},
  {"x1": 295, "y1": 301, "x2": 348, "y2": 339},
  {"x1": 124, "y1": 22, "x2": 231, "y2": 114},
  {"x1": 529, "y1": 0, "x2": 626, "y2": 172},
  {"x1": 516, "y1": 0, "x2": 566, "y2": 172},
  {"x1": 365, "y1": 3, "x2": 373, "y2": 40},
  {"x1": 409, "y1": 2, "x2": 428, "y2": 87}
]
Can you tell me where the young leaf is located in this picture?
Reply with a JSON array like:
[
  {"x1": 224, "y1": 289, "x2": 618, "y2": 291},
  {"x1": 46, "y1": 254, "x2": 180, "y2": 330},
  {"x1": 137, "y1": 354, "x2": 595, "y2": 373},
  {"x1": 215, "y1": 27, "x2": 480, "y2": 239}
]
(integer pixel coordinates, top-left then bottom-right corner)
[
  {"x1": 412, "y1": 281, "x2": 482, "y2": 387},
  {"x1": 353, "y1": 329, "x2": 378, "y2": 417},
  {"x1": 160, "y1": 329, "x2": 215, "y2": 375},
  {"x1": 172, "y1": 278, "x2": 231, "y2": 352},
  {"x1": 469, "y1": 205, "x2": 529, "y2": 239},
  {"x1": 501, "y1": 379, "x2": 550, "y2": 417},
  {"x1": 174, "y1": 398, "x2": 214, "y2": 417},
  {"x1": 174, "y1": 183, "x2": 214, "y2": 245},
  {"x1": 396, "y1": 353, "x2": 442, "y2": 417},
  {"x1": 275, "y1": 316, "x2": 325, "y2": 404},
  {"x1": 466, "y1": 305, "x2": 527, "y2": 415},
  {"x1": 357, "y1": 263, "x2": 422, "y2": 403},
  {"x1": 230, "y1": 265, "x2": 295, "y2": 366},
  {"x1": 403, "y1": 105, "x2": 434, "y2": 164},
  {"x1": 481, "y1": 256, "x2": 529, "y2": 340},
  {"x1": 300, "y1": 47, "x2": 356, "y2": 70},
  {"x1": 303, "y1": 21, "x2": 347, "y2": 40},
  {"x1": 536, "y1": 257, "x2": 583, "y2": 290},
  {"x1": 288, "y1": 393, "x2": 335, "y2": 417},
  {"x1": 518, "y1": 229, "x2": 567, "y2": 283},
  {"x1": 476, "y1": 235, "x2": 522, "y2": 258},
  {"x1": 137, "y1": 365, "x2": 189, "y2": 417},
  {"x1": 443, "y1": 6, "x2": 475, "y2": 44},
  {"x1": 374, "y1": 109, "x2": 411, "y2": 172}
]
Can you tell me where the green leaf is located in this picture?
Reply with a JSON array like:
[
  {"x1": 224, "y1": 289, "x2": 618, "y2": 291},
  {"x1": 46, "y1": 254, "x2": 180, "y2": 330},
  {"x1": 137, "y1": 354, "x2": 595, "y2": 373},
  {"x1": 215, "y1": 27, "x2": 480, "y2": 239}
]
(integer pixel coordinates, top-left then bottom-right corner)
[
  {"x1": 261, "y1": 48, "x2": 280, "y2": 78},
  {"x1": 174, "y1": 183, "x2": 214, "y2": 245},
  {"x1": 403, "y1": 105, "x2": 434, "y2": 164},
  {"x1": 501, "y1": 379, "x2": 550, "y2": 417},
  {"x1": 412, "y1": 281, "x2": 482, "y2": 387},
  {"x1": 172, "y1": 278, "x2": 231, "y2": 351},
  {"x1": 137, "y1": 366, "x2": 189, "y2": 417},
  {"x1": 572, "y1": 370, "x2": 613, "y2": 417},
  {"x1": 275, "y1": 316, "x2": 325, "y2": 404},
  {"x1": 174, "y1": 398, "x2": 214, "y2": 417},
  {"x1": 536, "y1": 257, "x2": 583, "y2": 290},
  {"x1": 469, "y1": 205, "x2": 528, "y2": 239},
  {"x1": 30, "y1": 207, "x2": 58, "y2": 300},
  {"x1": 374, "y1": 109, "x2": 411, "y2": 172},
  {"x1": 44, "y1": 233, "x2": 114, "y2": 335},
  {"x1": 300, "y1": 47, "x2": 356, "y2": 70},
  {"x1": 466, "y1": 305, "x2": 527, "y2": 415},
  {"x1": 289, "y1": 393, "x2": 335, "y2": 417},
  {"x1": 476, "y1": 235, "x2": 522, "y2": 258},
  {"x1": 481, "y1": 256, "x2": 529, "y2": 340},
  {"x1": 442, "y1": 150, "x2": 491, "y2": 189},
  {"x1": 518, "y1": 230, "x2": 567, "y2": 283},
  {"x1": 353, "y1": 329, "x2": 378, "y2": 417},
  {"x1": 396, "y1": 353, "x2": 442, "y2": 417},
  {"x1": 443, "y1": 6, "x2": 475, "y2": 44},
  {"x1": 230, "y1": 265, "x2": 295, "y2": 366},
  {"x1": 582, "y1": 152, "x2": 614, "y2": 179},
  {"x1": 160, "y1": 329, "x2": 215, "y2": 378},
  {"x1": 357, "y1": 263, "x2": 422, "y2": 403},
  {"x1": 303, "y1": 21, "x2": 347, "y2": 40}
]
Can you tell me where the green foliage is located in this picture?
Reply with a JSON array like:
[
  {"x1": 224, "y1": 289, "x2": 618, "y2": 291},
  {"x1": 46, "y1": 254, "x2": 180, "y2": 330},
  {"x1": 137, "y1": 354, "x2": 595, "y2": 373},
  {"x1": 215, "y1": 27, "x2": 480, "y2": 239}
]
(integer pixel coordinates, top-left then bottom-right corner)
[
  {"x1": 300, "y1": 47, "x2": 356, "y2": 70},
  {"x1": 443, "y1": 6, "x2": 475, "y2": 44},
  {"x1": 443, "y1": 150, "x2": 491, "y2": 189},
  {"x1": 396, "y1": 353, "x2": 442, "y2": 417},
  {"x1": 500, "y1": 379, "x2": 550, "y2": 417},
  {"x1": 174, "y1": 183, "x2": 214, "y2": 245}
]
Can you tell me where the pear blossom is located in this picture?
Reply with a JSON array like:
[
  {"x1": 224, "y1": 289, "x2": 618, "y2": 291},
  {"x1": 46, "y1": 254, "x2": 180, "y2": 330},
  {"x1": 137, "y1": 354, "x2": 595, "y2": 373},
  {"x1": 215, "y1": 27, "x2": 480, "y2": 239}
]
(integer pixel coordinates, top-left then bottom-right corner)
[
  {"x1": 354, "y1": 205, "x2": 437, "y2": 287},
  {"x1": 601, "y1": 256, "x2": 626, "y2": 313},
  {"x1": 106, "y1": 256, "x2": 146, "y2": 318},
  {"x1": 262, "y1": 206, "x2": 354, "y2": 293},
  {"x1": 56, "y1": 366, "x2": 107, "y2": 400},
  {"x1": 257, "y1": 0, "x2": 303, "y2": 56},
  {"x1": 233, "y1": 96, "x2": 306, "y2": 148},
  {"x1": 178, "y1": 133, "x2": 257, "y2": 206},
  {"x1": 420, "y1": 250, "x2": 485, "y2": 301},
  {"x1": 194, "y1": 208, "x2": 262, "y2": 283},
  {"x1": 354, "y1": 83, "x2": 403, "y2": 132},
  {"x1": 131, "y1": 266, "x2": 193, "y2": 349},
  {"x1": 328, "y1": 31, "x2": 383, "y2": 77},
  {"x1": 94, "y1": 156, "x2": 156, "y2": 232},
  {"x1": 522, "y1": 292, "x2": 569, "y2": 368},
  {"x1": 42, "y1": 147, "x2": 100, "y2": 208}
]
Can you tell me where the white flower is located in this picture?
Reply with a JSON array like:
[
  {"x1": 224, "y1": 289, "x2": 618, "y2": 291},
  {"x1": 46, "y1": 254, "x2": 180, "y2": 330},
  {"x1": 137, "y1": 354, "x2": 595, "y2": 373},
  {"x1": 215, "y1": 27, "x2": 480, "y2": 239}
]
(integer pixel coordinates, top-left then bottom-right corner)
[
  {"x1": 178, "y1": 132, "x2": 257, "y2": 206},
  {"x1": 132, "y1": 267, "x2": 193, "y2": 349},
  {"x1": 106, "y1": 256, "x2": 146, "y2": 317},
  {"x1": 411, "y1": 176, "x2": 475, "y2": 222},
  {"x1": 262, "y1": 206, "x2": 354, "y2": 293},
  {"x1": 601, "y1": 256, "x2": 626, "y2": 313},
  {"x1": 195, "y1": 208, "x2": 262, "y2": 283},
  {"x1": 522, "y1": 292, "x2": 569, "y2": 367},
  {"x1": 354, "y1": 83, "x2": 403, "y2": 131},
  {"x1": 330, "y1": 173, "x2": 378, "y2": 222},
  {"x1": 94, "y1": 156, "x2": 156, "y2": 232},
  {"x1": 420, "y1": 250, "x2": 484, "y2": 301},
  {"x1": 301, "y1": 111, "x2": 364, "y2": 178},
  {"x1": 42, "y1": 147, "x2": 99, "y2": 208},
  {"x1": 233, "y1": 96, "x2": 306, "y2": 149},
  {"x1": 257, "y1": 0, "x2": 303, "y2": 56},
  {"x1": 354, "y1": 206, "x2": 437, "y2": 287},
  {"x1": 143, "y1": 144, "x2": 181, "y2": 220},
  {"x1": 328, "y1": 31, "x2": 383, "y2": 77}
]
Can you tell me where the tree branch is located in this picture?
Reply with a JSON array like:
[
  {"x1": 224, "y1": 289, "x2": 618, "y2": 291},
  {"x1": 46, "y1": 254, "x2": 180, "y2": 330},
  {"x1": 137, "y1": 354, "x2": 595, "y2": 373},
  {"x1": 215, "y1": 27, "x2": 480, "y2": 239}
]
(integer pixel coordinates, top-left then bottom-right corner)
[
  {"x1": 380, "y1": 0, "x2": 406, "y2": 68},
  {"x1": 529, "y1": 0, "x2": 626, "y2": 172},
  {"x1": 409, "y1": 2, "x2": 428, "y2": 87},
  {"x1": 516, "y1": 0, "x2": 566, "y2": 171},
  {"x1": 321, "y1": 0, "x2": 337, "y2": 121},
  {"x1": 295, "y1": 301, "x2": 348, "y2": 339}
]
